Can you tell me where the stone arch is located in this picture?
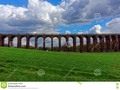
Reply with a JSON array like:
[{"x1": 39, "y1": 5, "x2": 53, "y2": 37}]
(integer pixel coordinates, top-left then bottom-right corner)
[
  {"x1": 21, "y1": 37, "x2": 26, "y2": 48},
  {"x1": 53, "y1": 37, "x2": 59, "y2": 51},
  {"x1": 61, "y1": 37, "x2": 66, "y2": 51},
  {"x1": 106, "y1": 35, "x2": 112, "y2": 52},
  {"x1": 29, "y1": 37, "x2": 35, "y2": 49},
  {"x1": 76, "y1": 37, "x2": 80, "y2": 52},
  {"x1": 68, "y1": 37, "x2": 73, "y2": 52},
  {"x1": 83, "y1": 36, "x2": 87, "y2": 52},
  {"x1": 83, "y1": 36, "x2": 91, "y2": 52},
  {"x1": 37, "y1": 37, "x2": 43, "y2": 50},
  {"x1": 97, "y1": 37, "x2": 100, "y2": 51},
  {"x1": 90, "y1": 37, "x2": 93, "y2": 44},
  {"x1": 0, "y1": 36, "x2": 4, "y2": 46},
  {"x1": 99, "y1": 35, "x2": 105, "y2": 52},
  {"x1": 104, "y1": 36, "x2": 107, "y2": 51},
  {"x1": 12, "y1": 37, "x2": 18, "y2": 47},
  {"x1": 45, "y1": 37, "x2": 51, "y2": 51},
  {"x1": 90, "y1": 37, "x2": 94, "y2": 52},
  {"x1": 111, "y1": 35, "x2": 118, "y2": 51},
  {"x1": 79, "y1": 36, "x2": 84, "y2": 52},
  {"x1": 4, "y1": 36, "x2": 8, "y2": 47},
  {"x1": 110, "y1": 36, "x2": 112, "y2": 51}
]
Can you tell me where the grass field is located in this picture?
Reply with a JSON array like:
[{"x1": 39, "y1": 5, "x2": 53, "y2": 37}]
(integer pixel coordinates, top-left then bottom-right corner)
[{"x1": 0, "y1": 46, "x2": 120, "y2": 81}]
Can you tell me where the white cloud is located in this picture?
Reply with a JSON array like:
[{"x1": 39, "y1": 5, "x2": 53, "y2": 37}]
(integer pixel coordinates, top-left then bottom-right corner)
[
  {"x1": 104, "y1": 18, "x2": 120, "y2": 33},
  {"x1": 89, "y1": 25, "x2": 102, "y2": 34},
  {"x1": 0, "y1": 0, "x2": 120, "y2": 34},
  {"x1": 77, "y1": 32, "x2": 83, "y2": 34},
  {"x1": 65, "y1": 30, "x2": 71, "y2": 34},
  {"x1": 88, "y1": 18, "x2": 120, "y2": 34},
  {"x1": 60, "y1": 0, "x2": 120, "y2": 24},
  {"x1": 0, "y1": 0, "x2": 64, "y2": 34}
]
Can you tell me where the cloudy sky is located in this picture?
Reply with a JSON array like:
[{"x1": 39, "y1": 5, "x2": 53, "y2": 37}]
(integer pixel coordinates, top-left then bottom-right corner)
[{"x1": 0, "y1": 0, "x2": 120, "y2": 34}]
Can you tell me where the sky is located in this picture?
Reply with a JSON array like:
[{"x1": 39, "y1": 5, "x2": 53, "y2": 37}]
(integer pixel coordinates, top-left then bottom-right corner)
[{"x1": 0, "y1": 0, "x2": 120, "y2": 34}]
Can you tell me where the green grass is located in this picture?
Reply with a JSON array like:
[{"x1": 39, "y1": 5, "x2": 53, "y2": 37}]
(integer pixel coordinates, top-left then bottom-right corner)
[{"x1": 0, "y1": 46, "x2": 120, "y2": 81}]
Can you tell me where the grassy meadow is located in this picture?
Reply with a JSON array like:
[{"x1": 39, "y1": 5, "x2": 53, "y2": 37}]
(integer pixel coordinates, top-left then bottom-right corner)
[{"x1": 0, "y1": 47, "x2": 120, "y2": 81}]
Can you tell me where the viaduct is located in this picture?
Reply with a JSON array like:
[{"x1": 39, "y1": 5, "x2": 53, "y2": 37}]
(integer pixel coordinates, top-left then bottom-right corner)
[{"x1": 0, "y1": 34, "x2": 120, "y2": 52}]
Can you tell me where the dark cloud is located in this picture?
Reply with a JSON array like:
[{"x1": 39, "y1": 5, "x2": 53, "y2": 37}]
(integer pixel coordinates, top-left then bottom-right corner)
[
  {"x1": 61, "y1": 0, "x2": 120, "y2": 24},
  {"x1": 0, "y1": 0, "x2": 120, "y2": 34}
]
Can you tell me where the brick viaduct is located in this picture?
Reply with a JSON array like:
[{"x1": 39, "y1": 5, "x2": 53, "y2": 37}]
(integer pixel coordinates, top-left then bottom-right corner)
[{"x1": 0, "y1": 34, "x2": 120, "y2": 52}]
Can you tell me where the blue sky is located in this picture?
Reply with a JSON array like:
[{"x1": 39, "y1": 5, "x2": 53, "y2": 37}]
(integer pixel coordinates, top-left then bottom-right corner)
[
  {"x1": 0, "y1": 0, "x2": 120, "y2": 34},
  {"x1": 0, "y1": 0, "x2": 28, "y2": 7},
  {"x1": 45, "y1": 0, "x2": 62, "y2": 5},
  {"x1": 0, "y1": 0, "x2": 61, "y2": 6}
]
